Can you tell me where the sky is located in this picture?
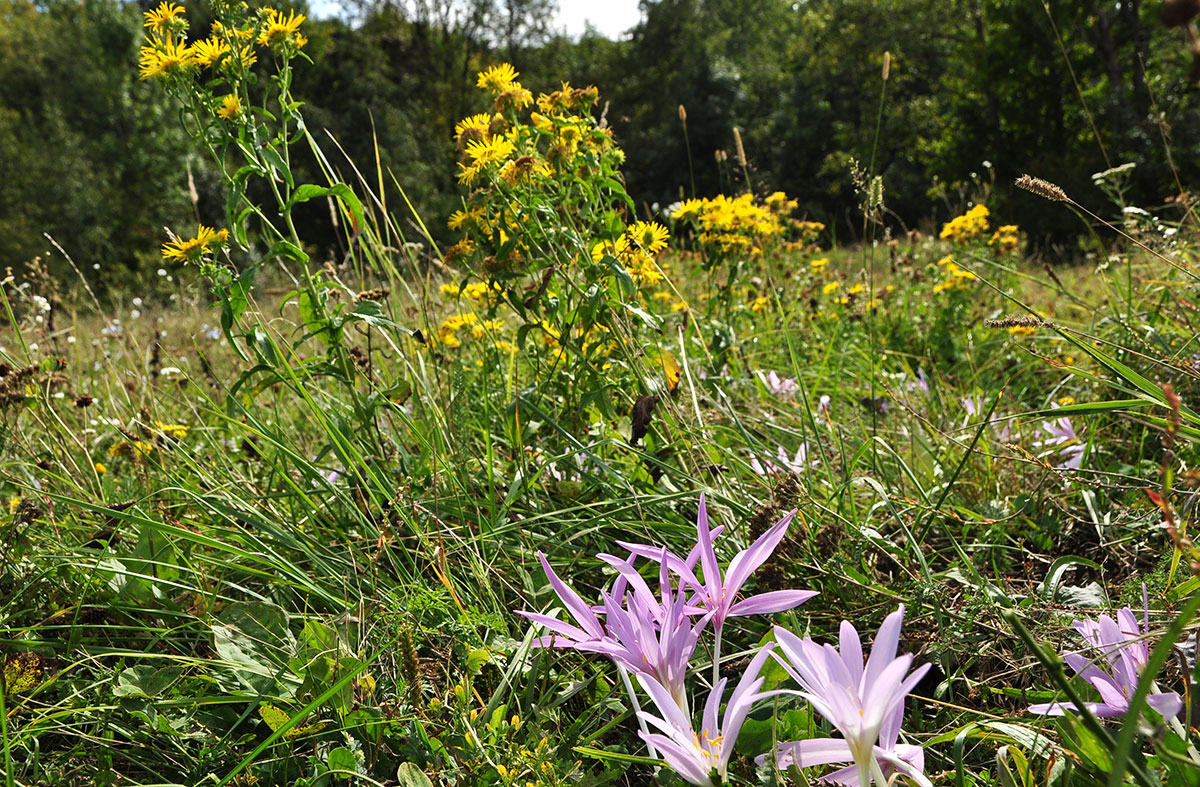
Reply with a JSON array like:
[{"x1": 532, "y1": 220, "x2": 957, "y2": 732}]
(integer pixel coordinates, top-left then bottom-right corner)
[
  {"x1": 555, "y1": 0, "x2": 642, "y2": 39},
  {"x1": 308, "y1": 0, "x2": 644, "y2": 40}
]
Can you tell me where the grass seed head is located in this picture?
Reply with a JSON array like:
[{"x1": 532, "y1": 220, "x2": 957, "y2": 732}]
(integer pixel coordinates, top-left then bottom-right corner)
[{"x1": 1015, "y1": 174, "x2": 1068, "y2": 202}]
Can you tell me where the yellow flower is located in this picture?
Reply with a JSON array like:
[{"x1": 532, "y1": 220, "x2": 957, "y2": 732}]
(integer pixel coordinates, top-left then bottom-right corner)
[
  {"x1": 810, "y1": 258, "x2": 829, "y2": 271},
  {"x1": 138, "y1": 38, "x2": 196, "y2": 80},
  {"x1": 673, "y1": 198, "x2": 705, "y2": 221},
  {"x1": 494, "y1": 84, "x2": 534, "y2": 112},
  {"x1": 462, "y1": 281, "x2": 500, "y2": 303},
  {"x1": 217, "y1": 94, "x2": 242, "y2": 120},
  {"x1": 161, "y1": 225, "x2": 227, "y2": 262},
  {"x1": 822, "y1": 281, "x2": 841, "y2": 295},
  {"x1": 109, "y1": 440, "x2": 155, "y2": 460},
  {"x1": 94, "y1": 463, "x2": 107, "y2": 475},
  {"x1": 6, "y1": 496, "x2": 19, "y2": 515},
  {"x1": 440, "y1": 283, "x2": 461, "y2": 298},
  {"x1": 989, "y1": 224, "x2": 1020, "y2": 252},
  {"x1": 626, "y1": 221, "x2": 669, "y2": 254},
  {"x1": 443, "y1": 313, "x2": 478, "y2": 332},
  {"x1": 257, "y1": 7, "x2": 306, "y2": 50},
  {"x1": 1057, "y1": 396, "x2": 1076, "y2": 405},
  {"x1": 143, "y1": 1, "x2": 186, "y2": 36},
  {"x1": 454, "y1": 113, "x2": 493, "y2": 143},
  {"x1": 847, "y1": 283, "x2": 865, "y2": 295},
  {"x1": 191, "y1": 36, "x2": 230, "y2": 66},
  {"x1": 155, "y1": 421, "x2": 189, "y2": 439},
  {"x1": 940, "y1": 204, "x2": 990, "y2": 243},
  {"x1": 472, "y1": 319, "x2": 505, "y2": 339},
  {"x1": 476, "y1": 63, "x2": 519, "y2": 94},
  {"x1": 750, "y1": 296, "x2": 769, "y2": 313}
]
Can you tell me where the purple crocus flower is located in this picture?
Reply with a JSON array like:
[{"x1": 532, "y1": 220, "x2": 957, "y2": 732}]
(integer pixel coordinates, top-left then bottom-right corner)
[
  {"x1": 769, "y1": 606, "x2": 931, "y2": 787},
  {"x1": 1037, "y1": 404, "x2": 1085, "y2": 471},
  {"x1": 751, "y1": 443, "x2": 818, "y2": 476},
  {"x1": 594, "y1": 556, "x2": 713, "y2": 713},
  {"x1": 637, "y1": 644, "x2": 775, "y2": 786},
  {"x1": 690, "y1": 494, "x2": 818, "y2": 630},
  {"x1": 758, "y1": 369, "x2": 799, "y2": 397},
  {"x1": 1029, "y1": 591, "x2": 1182, "y2": 720},
  {"x1": 516, "y1": 551, "x2": 608, "y2": 650}
]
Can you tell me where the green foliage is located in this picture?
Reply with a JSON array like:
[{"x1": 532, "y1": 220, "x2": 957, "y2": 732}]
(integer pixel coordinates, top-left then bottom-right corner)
[{"x1": 0, "y1": 0, "x2": 201, "y2": 280}]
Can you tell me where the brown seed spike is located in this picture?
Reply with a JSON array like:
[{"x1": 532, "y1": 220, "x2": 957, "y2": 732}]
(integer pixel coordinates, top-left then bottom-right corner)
[{"x1": 1015, "y1": 174, "x2": 1068, "y2": 202}]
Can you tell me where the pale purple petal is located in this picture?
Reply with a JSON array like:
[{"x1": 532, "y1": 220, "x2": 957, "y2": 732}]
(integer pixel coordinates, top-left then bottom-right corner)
[
  {"x1": 727, "y1": 589, "x2": 818, "y2": 618},
  {"x1": 1146, "y1": 691, "x2": 1183, "y2": 720}
]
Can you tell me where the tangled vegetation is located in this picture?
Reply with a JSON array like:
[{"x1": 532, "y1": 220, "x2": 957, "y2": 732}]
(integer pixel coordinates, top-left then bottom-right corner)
[{"x1": 2, "y1": 2, "x2": 1200, "y2": 786}]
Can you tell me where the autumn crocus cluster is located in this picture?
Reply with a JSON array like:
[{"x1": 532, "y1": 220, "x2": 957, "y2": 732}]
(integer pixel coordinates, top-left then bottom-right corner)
[
  {"x1": 518, "y1": 494, "x2": 933, "y2": 786},
  {"x1": 1030, "y1": 588, "x2": 1182, "y2": 721}
]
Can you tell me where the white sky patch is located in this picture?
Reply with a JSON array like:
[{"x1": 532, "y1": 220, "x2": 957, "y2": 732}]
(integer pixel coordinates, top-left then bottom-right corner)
[
  {"x1": 555, "y1": 0, "x2": 641, "y2": 39},
  {"x1": 308, "y1": 0, "x2": 643, "y2": 40}
]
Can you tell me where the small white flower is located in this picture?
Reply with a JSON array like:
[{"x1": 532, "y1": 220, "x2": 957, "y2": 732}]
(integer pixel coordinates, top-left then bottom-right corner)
[{"x1": 159, "y1": 366, "x2": 183, "y2": 377}]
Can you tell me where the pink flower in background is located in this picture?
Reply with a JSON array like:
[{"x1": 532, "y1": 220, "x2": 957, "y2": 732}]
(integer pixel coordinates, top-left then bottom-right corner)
[
  {"x1": 751, "y1": 443, "x2": 818, "y2": 475},
  {"x1": 758, "y1": 369, "x2": 799, "y2": 397},
  {"x1": 1029, "y1": 591, "x2": 1181, "y2": 720}
]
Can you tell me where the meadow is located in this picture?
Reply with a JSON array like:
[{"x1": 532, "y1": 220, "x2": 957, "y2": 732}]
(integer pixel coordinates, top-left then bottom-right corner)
[{"x1": 1, "y1": 2, "x2": 1200, "y2": 786}]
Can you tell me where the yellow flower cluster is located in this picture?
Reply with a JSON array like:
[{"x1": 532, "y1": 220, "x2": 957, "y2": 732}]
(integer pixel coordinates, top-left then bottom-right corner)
[
  {"x1": 447, "y1": 65, "x2": 620, "y2": 273},
  {"x1": 138, "y1": 2, "x2": 301, "y2": 86},
  {"x1": 674, "y1": 192, "x2": 812, "y2": 258},
  {"x1": 435, "y1": 313, "x2": 508, "y2": 350},
  {"x1": 161, "y1": 225, "x2": 229, "y2": 263},
  {"x1": 988, "y1": 224, "x2": 1020, "y2": 253},
  {"x1": 590, "y1": 221, "x2": 670, "y2": 288},
  {"x1": 939, "y1": 204, "x2": 990, "y2": 243},
  {"x1": 155, "y1": 421, "x2": 190, "y2": 439},
  {"x1": 931, "y1": 255, "x2": 976, "y2": 293}
]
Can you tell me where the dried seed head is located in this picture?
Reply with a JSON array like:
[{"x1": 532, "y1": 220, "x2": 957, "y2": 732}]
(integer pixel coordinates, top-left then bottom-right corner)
[
  {"x1": 984, "y1": 315, "x2": 1050, "y2": 329},
  {"x1": 882, "y1": 51, "x2": 891, "y2": 81},
  {"x1": 733, "y1": 127, "x2": 747, "y2": 167},
  {"x1": 398, "y1": 623, "x2": 421, "y2": 705},
  {"x1": 1015, "y1": 174, "x2": 1068, "y2": 202},
  {"x1": 678, "y1": 104, "x2": 687, "y2": 123}
]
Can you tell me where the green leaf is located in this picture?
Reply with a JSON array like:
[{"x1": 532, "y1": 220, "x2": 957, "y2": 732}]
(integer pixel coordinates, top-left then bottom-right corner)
[
  {"x1": 260, "y1": 145, "x2": 294, "y2": 189},
  {"x1": 263, "y1": 239, "x2": 308, "y2": 265},
  {"x1": 285, "y1": 183, "x2": 365, "y2": 235},
  {"x1": 466, "y1": 648, "x2": 490, "y2": 675},
  {"x1": 326, "y1": 747, "x2": 358, "y2": 773},
  {"x1": 114, "y1": 665, "x2": 183, "y2": 698},
  {"x1": 395, "y1": 763, "x2": 434, "y2": 787}
]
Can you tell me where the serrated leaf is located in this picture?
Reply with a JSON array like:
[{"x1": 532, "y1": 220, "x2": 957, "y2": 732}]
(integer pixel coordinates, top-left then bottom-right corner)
[{"x1": 466, "y1": 648, "x2": 490, "y2": 675}]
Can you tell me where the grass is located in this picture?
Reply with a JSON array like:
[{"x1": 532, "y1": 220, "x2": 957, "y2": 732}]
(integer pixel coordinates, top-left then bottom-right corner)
[
  {"x1": 1, "y1": 25, "x2": 1198, "y2": 787},
  {"x1": 0, "y1": 217, "x2": 1196, "y2": 786}
]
